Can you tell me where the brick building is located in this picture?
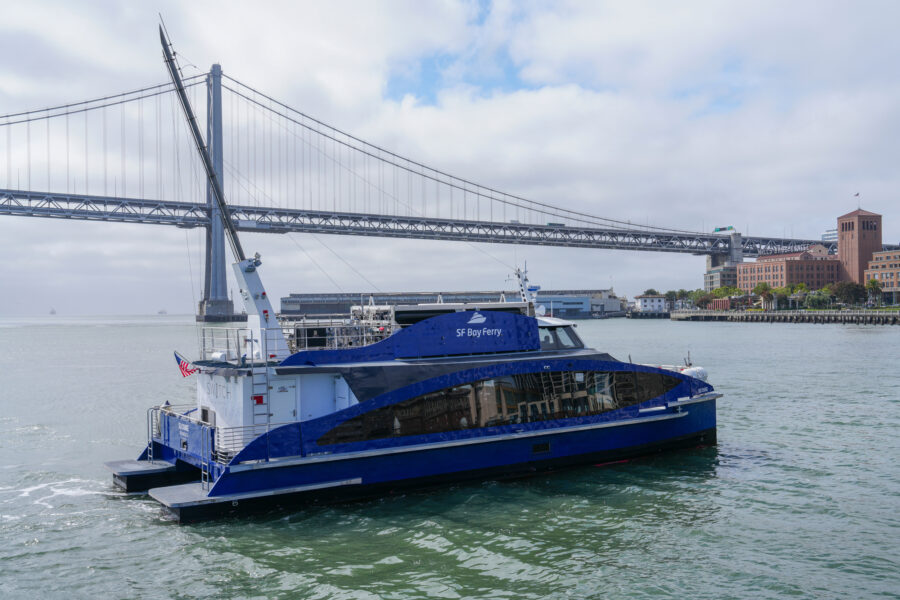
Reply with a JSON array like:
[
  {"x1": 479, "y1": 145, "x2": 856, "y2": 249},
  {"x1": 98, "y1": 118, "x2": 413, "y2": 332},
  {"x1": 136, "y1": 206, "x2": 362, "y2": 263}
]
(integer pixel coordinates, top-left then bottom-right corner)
[
  {"x1": 734, "y1": 208, "x2": 887, "y2": 293},
  {"x1": 864, "y1": 250, "x2": 900, "y2": 304},
  {"x1": 737, "y1": 244, "x2": 841, "y2": 293},
  {"x1": 708, "y1": 297, "x2": 731, "y2": 310},
  {"x1": 838, "y1": 209, "x2": 882, "y2": 284}
]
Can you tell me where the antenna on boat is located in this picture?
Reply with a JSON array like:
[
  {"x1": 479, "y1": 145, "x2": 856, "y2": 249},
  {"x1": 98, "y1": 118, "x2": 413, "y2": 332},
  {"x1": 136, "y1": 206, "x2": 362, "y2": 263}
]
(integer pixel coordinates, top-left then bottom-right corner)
[
  {"x1": 159, "y1": 24, "x2": 246, "y2": 263},
  {"x1": 512, "y1": 262, "x2": 543, "y2": 316}
]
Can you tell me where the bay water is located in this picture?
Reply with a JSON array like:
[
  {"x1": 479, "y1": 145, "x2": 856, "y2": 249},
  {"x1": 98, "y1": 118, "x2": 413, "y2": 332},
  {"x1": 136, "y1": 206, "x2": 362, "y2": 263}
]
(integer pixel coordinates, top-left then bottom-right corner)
[{"x1": 1, "y1": 316, "x2": 898, "y2": 599}]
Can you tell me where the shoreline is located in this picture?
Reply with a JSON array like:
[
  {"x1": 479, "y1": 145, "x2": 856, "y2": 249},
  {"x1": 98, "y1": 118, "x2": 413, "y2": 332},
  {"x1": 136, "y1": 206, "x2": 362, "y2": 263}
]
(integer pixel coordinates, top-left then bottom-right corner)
[{"x1": 670, "y1": 309, "x2": 900, "y2": 325}]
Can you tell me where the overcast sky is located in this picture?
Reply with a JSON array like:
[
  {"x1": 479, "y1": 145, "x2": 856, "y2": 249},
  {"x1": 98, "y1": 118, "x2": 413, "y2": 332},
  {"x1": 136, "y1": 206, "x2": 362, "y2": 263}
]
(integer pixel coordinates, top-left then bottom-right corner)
[{"x1": 2, "y1": 1, "x2": 899, "y2": 316}]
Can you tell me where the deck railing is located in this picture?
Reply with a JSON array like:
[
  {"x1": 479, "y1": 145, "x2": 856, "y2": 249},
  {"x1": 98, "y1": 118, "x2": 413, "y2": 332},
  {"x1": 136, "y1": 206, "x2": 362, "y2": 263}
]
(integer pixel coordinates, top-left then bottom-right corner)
[
  {"x1": 214, "y1": 423, "x2": 271, "y2": 462},
  {"x1": 213, "y1": 421, "x2": 303, "y2": 464},
  {"x1": 280, "y1": 318, "x2": 395, "y2": 353},
  {"x1": 198, "y1": 321, "x2": 393, "y2": 362},
  {"x1": 198, "y1": 326, "x2": 286, "y2": 362},
  {"x1": 149, "y1": 403, "x2": 200, "y2": 437}
]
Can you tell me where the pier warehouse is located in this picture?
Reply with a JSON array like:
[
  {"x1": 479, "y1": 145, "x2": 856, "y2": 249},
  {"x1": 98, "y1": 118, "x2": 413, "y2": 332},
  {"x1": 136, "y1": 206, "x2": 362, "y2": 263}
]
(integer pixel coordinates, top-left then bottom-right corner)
[{"x1": 281, "y1": 289, "x2": 622, "y2": 319}]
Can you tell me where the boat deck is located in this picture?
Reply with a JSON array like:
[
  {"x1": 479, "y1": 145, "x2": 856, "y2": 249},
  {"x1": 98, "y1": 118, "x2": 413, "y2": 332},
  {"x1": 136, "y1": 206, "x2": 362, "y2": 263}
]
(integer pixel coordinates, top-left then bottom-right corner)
[
  {"x1": 148, "y1": 478, "x2": 362, "y2": 521},
  {"x1": 105, "y1": 459, "x2": 199, "y2": 493}
]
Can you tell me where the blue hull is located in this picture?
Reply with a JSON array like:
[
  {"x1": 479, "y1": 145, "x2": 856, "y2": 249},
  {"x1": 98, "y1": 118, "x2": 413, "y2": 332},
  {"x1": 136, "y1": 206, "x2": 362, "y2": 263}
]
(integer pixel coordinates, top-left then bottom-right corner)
[{"x1": 151, "y1": 397, "x2": 716, "y2": 522}]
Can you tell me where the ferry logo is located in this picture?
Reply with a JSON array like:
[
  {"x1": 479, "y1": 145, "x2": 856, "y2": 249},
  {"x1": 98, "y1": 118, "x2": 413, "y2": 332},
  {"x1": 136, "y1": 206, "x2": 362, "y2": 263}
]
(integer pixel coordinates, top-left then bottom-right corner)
[{"x1": 467, "y1": 312, "x2": 487, "y2": 324}]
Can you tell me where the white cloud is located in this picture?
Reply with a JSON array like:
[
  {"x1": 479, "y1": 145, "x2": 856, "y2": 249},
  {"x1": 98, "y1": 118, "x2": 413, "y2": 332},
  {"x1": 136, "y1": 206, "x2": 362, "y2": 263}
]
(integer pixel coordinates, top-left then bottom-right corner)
[{"x1": 1, "y1": 1, "x2": 899, "y2": 315}]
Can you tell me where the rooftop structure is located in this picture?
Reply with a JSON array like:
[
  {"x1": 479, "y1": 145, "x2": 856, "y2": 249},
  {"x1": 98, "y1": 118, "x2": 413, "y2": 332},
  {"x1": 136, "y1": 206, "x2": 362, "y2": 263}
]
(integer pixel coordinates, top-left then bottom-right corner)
[{"x1": 821, "y1": 228, "x2": 838, "y2": 242}]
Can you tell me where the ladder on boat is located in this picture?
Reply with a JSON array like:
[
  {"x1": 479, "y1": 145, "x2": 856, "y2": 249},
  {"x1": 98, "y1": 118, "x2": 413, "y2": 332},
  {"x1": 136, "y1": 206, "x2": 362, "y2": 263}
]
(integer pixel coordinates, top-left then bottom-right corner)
[
  {"x1": 251, "y1": 365, "x2": 270, "y2": 424},
  {"x1": 146, "y1": 407, "x2": 157, "y2": 462},
  {"x1": 200, "y1": 424, "x2": 212, "y2": 491}
]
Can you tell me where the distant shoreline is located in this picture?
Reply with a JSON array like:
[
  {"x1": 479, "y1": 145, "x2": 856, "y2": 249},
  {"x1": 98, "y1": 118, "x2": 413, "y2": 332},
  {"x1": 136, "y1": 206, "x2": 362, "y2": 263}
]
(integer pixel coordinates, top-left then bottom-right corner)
[{"x1": 670, "y1": 309, "x2": 899, "y2": 325}]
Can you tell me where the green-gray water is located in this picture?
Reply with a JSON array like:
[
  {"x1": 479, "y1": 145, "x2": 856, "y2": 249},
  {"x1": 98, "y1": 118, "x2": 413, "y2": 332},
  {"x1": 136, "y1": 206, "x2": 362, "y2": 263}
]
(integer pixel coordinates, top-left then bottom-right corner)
[{"x1": 1, "y1": 316, "x2": 898, "y2": 599}]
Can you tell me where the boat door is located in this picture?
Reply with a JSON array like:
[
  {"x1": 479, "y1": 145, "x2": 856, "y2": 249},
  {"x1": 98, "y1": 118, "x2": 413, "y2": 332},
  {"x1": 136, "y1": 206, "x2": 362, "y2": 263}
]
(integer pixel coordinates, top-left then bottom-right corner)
[{"x1": 268, "y1": 378, "x2": 297, "y2": 423}]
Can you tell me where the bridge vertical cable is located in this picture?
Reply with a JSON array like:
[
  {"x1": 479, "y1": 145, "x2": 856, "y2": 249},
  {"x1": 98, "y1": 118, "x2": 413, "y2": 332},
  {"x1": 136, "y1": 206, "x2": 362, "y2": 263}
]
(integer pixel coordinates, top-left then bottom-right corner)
[{"x1": 0, "y1": 68, "x2": 849, "y2": 258}]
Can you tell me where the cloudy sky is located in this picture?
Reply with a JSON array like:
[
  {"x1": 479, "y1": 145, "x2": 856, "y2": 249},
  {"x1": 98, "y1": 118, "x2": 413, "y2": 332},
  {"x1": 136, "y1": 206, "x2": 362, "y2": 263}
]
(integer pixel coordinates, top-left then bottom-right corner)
[{"x1": 2, "y1": 0, "x2": 899, "y2": 316}]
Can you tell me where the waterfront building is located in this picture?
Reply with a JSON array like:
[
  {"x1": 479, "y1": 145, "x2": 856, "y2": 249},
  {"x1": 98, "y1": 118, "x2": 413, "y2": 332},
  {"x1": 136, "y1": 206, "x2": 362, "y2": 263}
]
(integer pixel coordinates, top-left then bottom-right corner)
[
  {"x1": 634, "y1": 294, "x2": 667, "y2": 312},
  {"x1": 821, "y1": 228, "x2": 838, "y2": 242},
  {"x1": 589, "y1": 290, "x2": 625, "y2": 315},
  {"x1": 705, "y1": 208, "x2": 891, "y2": 292},
  {"x1": 736, "y1": 244, "x2": 841, "y2": 293},
  {"x1": 838, "y1": 209, "x2": 882, "y2": 284},
  {"x1": 281, "y1": 289, "x2": 621, "y2": 319},
  {"x1": 538, "y1": 289, "x2": 622, "y2": 318},
  {"x1": 537, "y1": 293, "x2": 591, "y2": 318},
  {"x1": 864, "y1": 250, "x2": 900, "y2": 304},
  {"x1": 704, "y1": 264, "x2": 738, "y2": 292},
  {"x1": 281, "y1": 291, "x2": 511, "y2": 316},
  {"x1": 708, "y1": 297, "x2": 731, "y2": 310}
]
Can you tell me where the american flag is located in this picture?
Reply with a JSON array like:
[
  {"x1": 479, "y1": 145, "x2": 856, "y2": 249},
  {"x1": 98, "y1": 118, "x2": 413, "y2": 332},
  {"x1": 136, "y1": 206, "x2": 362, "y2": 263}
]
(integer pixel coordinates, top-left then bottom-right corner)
[{"x1": 174, "y1": 351, "x2": 198, "y2": 377}]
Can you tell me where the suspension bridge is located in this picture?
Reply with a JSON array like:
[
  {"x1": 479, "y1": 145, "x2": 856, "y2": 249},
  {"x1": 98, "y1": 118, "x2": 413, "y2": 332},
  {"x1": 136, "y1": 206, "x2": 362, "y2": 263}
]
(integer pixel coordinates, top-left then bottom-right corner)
[{"x1": 0, "y1": 61, "x2": 865, "y2": 318}]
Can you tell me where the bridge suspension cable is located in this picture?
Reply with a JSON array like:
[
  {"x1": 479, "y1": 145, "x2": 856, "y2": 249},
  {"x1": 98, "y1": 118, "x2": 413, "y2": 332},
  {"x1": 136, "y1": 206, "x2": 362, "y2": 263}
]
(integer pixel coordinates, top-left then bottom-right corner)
[
  {"x1": 1, "y1": 66, "x2": 712, "y2": 238},
  {"x1": 0, "y1": 63, "x2": 755, "y2": 249},
  {"x1": 221, "y1": 73, "x2": 707, "y2": 235},
  {"x1": 0, "y1": 76, "x2": 204, "y2": 126}
]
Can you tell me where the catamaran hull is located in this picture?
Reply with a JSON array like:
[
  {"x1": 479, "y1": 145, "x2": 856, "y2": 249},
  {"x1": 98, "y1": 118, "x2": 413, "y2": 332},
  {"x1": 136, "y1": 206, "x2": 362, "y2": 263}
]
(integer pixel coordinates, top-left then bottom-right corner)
[{"x1": 149, "y1": 398, "x2": 716, "y2": 522}]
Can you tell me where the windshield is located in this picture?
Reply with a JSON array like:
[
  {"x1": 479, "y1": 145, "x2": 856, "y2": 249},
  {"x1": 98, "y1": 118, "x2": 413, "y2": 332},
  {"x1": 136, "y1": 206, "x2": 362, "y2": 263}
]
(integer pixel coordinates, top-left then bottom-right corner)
[
  {"x1": 556, "y1": 326, "x2": 582, "y2": 349},
  {"x1": 539, "y1": 326, "x2": 584, "y2": 350}
]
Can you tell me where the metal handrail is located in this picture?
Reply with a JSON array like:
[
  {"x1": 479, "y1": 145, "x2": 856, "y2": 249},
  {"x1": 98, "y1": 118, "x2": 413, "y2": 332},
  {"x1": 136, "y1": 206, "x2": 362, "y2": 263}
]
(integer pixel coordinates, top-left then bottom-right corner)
[
  {"x1": 200, "y1": 322, "x2": 394, "y2": 361},
  {"x1": 199, "y1": 326, "x2": 271, "y2": 362},
  {"x1": 147, "y1": 403, "x2": 204, "y2": 444},
  {"x1": 213, "y1": 421, "x2": 301, "y2": 464},
  {"x1": 158, "y1": 403, "x2": 201, "y2": 421}
]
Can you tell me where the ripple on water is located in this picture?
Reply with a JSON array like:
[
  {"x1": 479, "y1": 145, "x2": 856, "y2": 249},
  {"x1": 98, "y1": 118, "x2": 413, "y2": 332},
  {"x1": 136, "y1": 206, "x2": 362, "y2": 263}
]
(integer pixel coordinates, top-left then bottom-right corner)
[{"x1": 2, "y1": 318, "x2": 900, "y2": 599}]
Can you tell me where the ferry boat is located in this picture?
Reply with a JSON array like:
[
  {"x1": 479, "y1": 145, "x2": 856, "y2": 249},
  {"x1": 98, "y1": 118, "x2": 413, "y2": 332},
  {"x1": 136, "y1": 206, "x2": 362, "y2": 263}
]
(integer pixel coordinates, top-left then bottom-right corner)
[
  {"x1": 108, "y1": 296, "x2": 720, "y2": 522},
  {"x1": 105, "y1": 29, "x2": 722, "y2": 522}
]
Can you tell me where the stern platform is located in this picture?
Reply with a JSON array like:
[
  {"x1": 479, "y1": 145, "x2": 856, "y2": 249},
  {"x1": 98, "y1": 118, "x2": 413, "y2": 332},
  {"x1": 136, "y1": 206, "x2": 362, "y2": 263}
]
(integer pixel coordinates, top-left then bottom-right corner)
[{"x1": 105, "y1": 459, "x2": 200, "y2": 493}]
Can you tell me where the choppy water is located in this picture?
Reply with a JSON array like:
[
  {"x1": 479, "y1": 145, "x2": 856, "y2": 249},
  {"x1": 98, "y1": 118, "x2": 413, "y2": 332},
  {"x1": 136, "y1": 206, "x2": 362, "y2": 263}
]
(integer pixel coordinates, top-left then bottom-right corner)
[{"x1": 1, "y1": 315, "x2": 898, "y2": 599}]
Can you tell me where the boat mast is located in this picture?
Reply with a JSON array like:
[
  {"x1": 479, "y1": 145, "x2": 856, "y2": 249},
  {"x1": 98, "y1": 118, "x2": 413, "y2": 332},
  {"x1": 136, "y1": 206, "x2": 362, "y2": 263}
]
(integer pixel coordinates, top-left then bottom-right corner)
[
  {"x1": 159, "y1": 25, "x2": 244, "y2": 262},
  {"x1": 159, "y1": 25, "x2": 289, "y2": 360}
]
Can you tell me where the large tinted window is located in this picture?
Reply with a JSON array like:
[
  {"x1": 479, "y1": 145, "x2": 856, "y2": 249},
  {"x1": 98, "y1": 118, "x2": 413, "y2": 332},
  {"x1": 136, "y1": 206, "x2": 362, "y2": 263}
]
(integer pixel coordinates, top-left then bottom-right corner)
[{"x1": 317, "y1": 370, "x2": 681, "y2": 446}]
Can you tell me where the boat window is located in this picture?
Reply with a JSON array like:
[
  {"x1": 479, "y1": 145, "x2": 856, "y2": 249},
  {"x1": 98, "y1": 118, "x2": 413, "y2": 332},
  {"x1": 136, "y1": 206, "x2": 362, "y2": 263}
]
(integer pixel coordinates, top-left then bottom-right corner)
[
  {"x1": 539, "y1": 326, "x2": 583, "y2": 350},
  {"x1": 316, "y1": 370, "x2": 682, "y2": 446},
  {"x1": 556, "y1": 326, "x2": 583, "y2": 349},
  {"x1": 539, "y1": 327, "x2": 558, "y2": 350}
]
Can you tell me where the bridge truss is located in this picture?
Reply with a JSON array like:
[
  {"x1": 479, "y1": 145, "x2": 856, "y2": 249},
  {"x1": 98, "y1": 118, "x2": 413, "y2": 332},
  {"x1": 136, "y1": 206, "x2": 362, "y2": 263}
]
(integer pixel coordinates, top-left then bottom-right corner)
[{"x1": 1, "y1": 188, "x2": 851, "y2": 257}]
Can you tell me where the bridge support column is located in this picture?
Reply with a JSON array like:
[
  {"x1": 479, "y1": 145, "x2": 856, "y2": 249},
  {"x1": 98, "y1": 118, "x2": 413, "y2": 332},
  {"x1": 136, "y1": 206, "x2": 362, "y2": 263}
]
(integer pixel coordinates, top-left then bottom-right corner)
[
  {"x1": 198, "y1": 64, "x2": 243, "y2": 322},
  {"x1": 703, "y1": 233, "x2": 743, "y2": 292}
]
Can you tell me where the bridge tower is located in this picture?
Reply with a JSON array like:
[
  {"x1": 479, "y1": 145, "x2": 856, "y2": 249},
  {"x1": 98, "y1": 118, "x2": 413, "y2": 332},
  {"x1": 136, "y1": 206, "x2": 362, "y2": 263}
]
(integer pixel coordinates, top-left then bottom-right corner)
[{"x1": 197, "y1": 64, "x2": 243, "y2": 321}]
